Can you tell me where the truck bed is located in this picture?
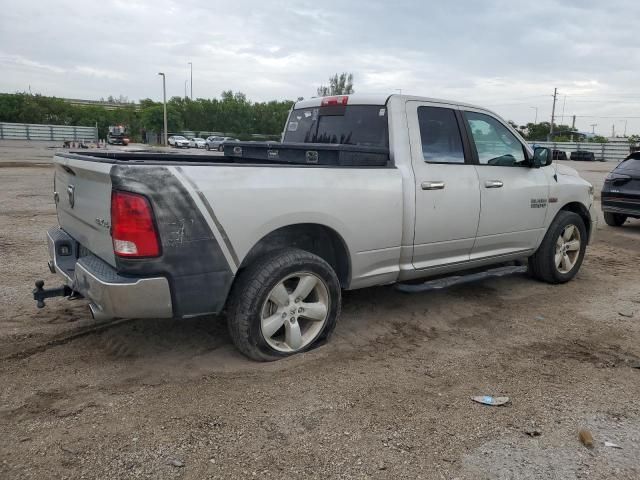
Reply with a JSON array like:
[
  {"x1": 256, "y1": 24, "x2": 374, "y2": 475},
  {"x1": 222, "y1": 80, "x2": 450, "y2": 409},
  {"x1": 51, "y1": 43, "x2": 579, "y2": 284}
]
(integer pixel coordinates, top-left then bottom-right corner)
[{"x1": 61, "y1": 141, "x2": 391, "y2": 167}]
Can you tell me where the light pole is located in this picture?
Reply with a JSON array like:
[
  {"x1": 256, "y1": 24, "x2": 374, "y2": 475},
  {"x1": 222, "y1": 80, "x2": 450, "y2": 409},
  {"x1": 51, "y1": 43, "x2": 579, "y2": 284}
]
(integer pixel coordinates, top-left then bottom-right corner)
[
  {"x1": 188, "y1": 62, "x2": 193, "y2": 100},
  {"x1": 184, "y1": 80, "x2": 188, "y2": 100},
  {"x1": 618, "y1": 119, "x2": 628, "y2": 137},
  {"x1": 530, "y1": 106, "x2": 538, "y2": 124},
  {"x1": 158, "y1": 72, "x2": 168, "y2": 146}
]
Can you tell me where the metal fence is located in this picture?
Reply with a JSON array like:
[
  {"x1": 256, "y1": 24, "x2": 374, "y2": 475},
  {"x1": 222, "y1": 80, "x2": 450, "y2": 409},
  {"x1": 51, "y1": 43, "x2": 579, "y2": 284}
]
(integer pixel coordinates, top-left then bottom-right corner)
[
  {"x1": 528, "y1": 141, "x2": 631, "y2": 162},
  {"x1": 0, "y1": 122, "x2": 98, "y2": 141}
]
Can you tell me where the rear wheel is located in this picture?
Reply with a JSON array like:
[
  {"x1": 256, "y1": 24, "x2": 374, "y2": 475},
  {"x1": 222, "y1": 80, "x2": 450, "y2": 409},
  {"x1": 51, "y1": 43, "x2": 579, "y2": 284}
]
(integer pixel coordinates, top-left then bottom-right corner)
[
  {"x1": 206, "y1": 144, "x2": 210, "y2": 151},
  {"x1": 227, "y1": 248, "x2": 341, "y2": 361},
  {"x1": 604, "y1": 212, "x2": 627, "y2": 227},
  {"x1": 529, "y1": 211, "x2": 587, "y2": 284}
]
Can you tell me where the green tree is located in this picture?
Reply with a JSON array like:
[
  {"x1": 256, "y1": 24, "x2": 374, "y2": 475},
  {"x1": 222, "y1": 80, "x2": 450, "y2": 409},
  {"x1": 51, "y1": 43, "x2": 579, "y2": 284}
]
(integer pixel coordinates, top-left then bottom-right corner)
[
  {"x1": 0, "y1": 91, "x2": 296, "y2": 139},
  {"x1": 317, "y1": 73, "x2": 354, "y2": 96},
  {"x1": 589, "y1": 135, "x2": 608, "y2": 143}
]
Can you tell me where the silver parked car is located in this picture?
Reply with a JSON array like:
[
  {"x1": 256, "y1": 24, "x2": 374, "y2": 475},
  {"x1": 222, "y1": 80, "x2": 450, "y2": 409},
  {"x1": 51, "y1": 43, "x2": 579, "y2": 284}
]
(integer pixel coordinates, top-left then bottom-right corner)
[{"x1": 205, "y1": 136, "x2": 239, "y2": 151}]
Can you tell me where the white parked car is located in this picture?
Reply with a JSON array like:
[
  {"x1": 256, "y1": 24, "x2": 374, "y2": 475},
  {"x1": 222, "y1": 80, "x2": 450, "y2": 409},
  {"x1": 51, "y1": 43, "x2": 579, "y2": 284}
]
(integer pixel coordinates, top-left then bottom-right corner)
[
  {"x1": 168, "y1": 135, "x2": 190, "y2": 148},
  {"x1": 189, "y1": 137, "x2": 206, "y2": 149}
]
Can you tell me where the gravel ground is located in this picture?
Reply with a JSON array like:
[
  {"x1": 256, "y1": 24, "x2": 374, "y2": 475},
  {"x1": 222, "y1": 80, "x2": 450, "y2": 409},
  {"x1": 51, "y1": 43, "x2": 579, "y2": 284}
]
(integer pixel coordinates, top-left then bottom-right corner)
[{"x1": 1, "y1": 141, "x2": 639, "y2": 479}]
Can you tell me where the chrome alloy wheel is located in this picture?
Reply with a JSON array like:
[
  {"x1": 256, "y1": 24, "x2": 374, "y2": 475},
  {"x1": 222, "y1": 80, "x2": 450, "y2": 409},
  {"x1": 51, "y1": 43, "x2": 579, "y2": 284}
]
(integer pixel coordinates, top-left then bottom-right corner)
[
  {"x1": 555, "y1": 224, "x2": 581, "y2": 274},
  {"x1": 260, "y1": 272, "x2": 330, "y2": 353}
]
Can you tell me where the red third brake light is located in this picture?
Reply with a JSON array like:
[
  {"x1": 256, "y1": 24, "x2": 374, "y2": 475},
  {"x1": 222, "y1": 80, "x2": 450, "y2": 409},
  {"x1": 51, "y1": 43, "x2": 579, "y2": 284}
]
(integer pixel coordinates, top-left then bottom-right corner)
[
  {"x1": 321, "y1": 95, "x2": 349, "y2": 106},
  {"x1": 111, "y1": 191, "x2": 160, "y2": 258}
]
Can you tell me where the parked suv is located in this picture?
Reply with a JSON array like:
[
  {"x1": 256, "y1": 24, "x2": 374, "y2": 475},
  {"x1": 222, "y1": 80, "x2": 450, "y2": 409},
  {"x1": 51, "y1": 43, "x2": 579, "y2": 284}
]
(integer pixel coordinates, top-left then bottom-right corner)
[
  {"x1": 37, "y1": 94, "x2": 596, "y2": 361},
  {"x1": 601, "y1": 152, "x2": 640, "y2": 226},
  {"x1": 206, "y1": 136, "x2": 239, "y2": 151}
]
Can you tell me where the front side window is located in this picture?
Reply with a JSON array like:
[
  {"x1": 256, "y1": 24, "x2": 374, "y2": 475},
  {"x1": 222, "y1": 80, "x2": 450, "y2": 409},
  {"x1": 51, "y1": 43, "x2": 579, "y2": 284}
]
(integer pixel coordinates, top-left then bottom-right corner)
[
  {"x1": 418, "y1": 106, "x2": 465, "y2": 164},
  {"x1": 465, "y1": 111, "x2": 527, "y2": 167}
]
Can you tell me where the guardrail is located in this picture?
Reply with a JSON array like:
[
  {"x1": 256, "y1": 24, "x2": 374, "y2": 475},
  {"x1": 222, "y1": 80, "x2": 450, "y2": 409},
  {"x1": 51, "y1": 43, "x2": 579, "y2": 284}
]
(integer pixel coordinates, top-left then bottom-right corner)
[
  {"x1": 0, "y1": 122, "x2": 98, "y2": 142},
  {"x1": 528, "y1": 141, "x2": 631, "y2": 162}
]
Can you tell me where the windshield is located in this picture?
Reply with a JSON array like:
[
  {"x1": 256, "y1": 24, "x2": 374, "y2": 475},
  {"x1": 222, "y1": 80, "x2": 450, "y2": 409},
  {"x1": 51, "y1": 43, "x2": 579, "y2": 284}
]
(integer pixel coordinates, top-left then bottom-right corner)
[
  {"x1": 175, "y1": 136, "x2": 186, "y2": 140},
  {"x1": 283, "y1": 104, "x2": 389, "y2": 148}
]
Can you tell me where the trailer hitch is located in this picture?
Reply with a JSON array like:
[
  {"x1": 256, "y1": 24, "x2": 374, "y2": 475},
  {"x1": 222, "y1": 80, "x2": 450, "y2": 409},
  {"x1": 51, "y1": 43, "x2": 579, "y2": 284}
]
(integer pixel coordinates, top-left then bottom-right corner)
[{"x1": 33, "y1": 280, "x2": 73, "y2": 308}]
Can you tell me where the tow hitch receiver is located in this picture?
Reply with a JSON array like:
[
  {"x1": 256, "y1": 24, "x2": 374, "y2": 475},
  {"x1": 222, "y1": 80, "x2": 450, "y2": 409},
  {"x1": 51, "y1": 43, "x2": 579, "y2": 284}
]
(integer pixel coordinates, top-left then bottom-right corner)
[{"x1": 33, "y1": 280, "x2": 73, "y2": 308}]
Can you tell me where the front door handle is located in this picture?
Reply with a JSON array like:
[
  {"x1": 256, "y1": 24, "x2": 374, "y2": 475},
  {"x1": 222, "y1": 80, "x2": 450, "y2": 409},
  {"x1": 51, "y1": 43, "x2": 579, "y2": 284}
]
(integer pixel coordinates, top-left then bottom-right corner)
[
  {"x1": 484, "y1": 180, "x2": 503, "y2": 188},
  {"x1": 421, "y1": 181, "x2": 445, "y2": 190}
]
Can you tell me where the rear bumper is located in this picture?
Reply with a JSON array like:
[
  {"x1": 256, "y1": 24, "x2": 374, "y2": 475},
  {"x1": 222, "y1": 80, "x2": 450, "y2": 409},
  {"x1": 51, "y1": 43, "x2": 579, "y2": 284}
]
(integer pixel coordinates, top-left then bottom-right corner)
[
  {"x1": 47, "y1": 227, "x2": 173, "y2": 320},
  {"x1": 601, "y1": 197, "x2": 640, "y2": 218}
]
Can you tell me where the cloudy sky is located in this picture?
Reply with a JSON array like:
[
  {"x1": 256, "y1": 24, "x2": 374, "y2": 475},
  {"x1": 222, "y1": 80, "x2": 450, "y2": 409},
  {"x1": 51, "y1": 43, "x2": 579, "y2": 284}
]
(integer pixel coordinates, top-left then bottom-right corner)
[{"x1": 1, "y1": 0, "x2": 639, "y2": 135}]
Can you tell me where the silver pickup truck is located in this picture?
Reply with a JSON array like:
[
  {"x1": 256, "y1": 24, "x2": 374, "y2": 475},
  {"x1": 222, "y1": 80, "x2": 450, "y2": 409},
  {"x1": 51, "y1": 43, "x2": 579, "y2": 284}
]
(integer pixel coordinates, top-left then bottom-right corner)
[{"x1": 37, "y1": 94, "x2": 596, "y2": 361}]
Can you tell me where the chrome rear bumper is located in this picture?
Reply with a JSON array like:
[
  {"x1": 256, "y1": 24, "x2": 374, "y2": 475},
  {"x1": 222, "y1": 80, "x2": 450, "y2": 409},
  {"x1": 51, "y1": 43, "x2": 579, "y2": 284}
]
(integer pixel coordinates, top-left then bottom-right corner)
[{"x1": 47, "y1": 227, "x2": 173, "y2": 320}]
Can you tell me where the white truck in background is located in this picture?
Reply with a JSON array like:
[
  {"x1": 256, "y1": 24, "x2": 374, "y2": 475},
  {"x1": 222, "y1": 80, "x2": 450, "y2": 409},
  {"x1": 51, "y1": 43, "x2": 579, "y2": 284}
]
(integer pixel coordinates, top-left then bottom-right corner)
[{"x1": 35, "y1": 94, "x2": 596, "y2": 361}]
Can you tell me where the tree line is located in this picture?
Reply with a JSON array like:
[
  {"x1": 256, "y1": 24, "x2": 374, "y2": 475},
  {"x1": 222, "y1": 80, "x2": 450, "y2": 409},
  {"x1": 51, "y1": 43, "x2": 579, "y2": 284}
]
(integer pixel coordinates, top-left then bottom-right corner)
[{"x1": 0, "y1": 91, "x2": 294, "y2": 141}]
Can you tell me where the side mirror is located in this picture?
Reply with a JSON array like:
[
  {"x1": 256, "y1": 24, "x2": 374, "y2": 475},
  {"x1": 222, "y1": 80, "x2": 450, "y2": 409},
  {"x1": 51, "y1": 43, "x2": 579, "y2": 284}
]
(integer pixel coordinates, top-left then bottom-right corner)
[{"x1": 532, "y1": 147, "x2": 552, "y2": 168}]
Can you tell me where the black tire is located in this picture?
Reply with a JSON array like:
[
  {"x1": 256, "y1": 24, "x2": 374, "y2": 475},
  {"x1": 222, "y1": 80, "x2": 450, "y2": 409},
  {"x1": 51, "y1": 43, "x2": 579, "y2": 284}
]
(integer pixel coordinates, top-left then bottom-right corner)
[
  {"x1": 218, "y1": 144, "x2": 224, "y2": 152},
  {"x1": 206, "y1": 144, "x2": 210, "y2": 151},
  {"x1": 528, "y1": 210, "x2": 587, "y2": 284},
  {"x1": 226, "y1": 248, "x2": 341, "y2": 361},
  {"x1": 604, "y1": 212, "x2": 627, "y2": 227}
]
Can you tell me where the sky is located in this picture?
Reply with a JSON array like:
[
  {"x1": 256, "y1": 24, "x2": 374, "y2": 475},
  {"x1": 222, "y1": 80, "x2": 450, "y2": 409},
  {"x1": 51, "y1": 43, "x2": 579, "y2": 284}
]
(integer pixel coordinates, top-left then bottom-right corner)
[{"x1": 1, "y1": 0, "x2": 639, "y2": 136}]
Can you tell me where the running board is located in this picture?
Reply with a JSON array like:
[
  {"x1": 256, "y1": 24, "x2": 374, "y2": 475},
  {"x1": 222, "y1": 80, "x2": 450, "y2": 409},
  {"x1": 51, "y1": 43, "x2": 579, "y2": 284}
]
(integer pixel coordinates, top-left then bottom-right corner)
[{"x1": 395, "y1": 265, "x2": 528, "y2": 294}]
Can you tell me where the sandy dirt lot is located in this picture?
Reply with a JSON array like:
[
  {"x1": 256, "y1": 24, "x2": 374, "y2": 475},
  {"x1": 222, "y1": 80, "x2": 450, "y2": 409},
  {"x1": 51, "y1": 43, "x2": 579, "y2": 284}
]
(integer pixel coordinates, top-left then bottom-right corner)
[{"x1": 1, "y1": 141, "x2": 639, "y2": 479}]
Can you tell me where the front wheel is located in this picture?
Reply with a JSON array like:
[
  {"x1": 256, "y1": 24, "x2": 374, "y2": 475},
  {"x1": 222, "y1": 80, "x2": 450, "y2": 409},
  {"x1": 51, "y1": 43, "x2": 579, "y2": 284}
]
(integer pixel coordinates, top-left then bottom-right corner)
[
  {"x1": 604, "y1": 212, "x2": 627, "y2": 227},
  {"x1": 529, "y1": 211, "x2": 587, "y2": 284},
  {"x1": 218, "y1": 144, "x2": 224, "y2": 152},
  {"x1": 227, "y1": 248, "x2": 341, "y2": 361}
]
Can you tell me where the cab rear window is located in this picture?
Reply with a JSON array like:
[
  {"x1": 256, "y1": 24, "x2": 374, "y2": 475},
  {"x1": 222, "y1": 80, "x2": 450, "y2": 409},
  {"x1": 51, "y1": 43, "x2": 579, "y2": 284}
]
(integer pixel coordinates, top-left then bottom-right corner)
[{"x1": 283, "y1": 105, "x2": 389, "y2": 148}]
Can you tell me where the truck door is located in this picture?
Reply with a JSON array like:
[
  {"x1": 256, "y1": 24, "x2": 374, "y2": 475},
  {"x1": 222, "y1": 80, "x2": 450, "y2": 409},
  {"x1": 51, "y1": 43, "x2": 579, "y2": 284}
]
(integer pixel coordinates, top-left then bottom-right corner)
[
  {"x1": 461, "y1": 109, "x2": 549, "y2": 258},
  {"x1": 407, "y1": 101, "x2": 481, "y2": 270}
]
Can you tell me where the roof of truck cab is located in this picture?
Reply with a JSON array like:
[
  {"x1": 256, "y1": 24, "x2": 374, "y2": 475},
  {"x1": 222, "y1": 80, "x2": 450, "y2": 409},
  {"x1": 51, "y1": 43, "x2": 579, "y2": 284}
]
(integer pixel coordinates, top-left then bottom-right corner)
[{"x1": 293, "y1": 94, "x2": 492, "y2": 112}]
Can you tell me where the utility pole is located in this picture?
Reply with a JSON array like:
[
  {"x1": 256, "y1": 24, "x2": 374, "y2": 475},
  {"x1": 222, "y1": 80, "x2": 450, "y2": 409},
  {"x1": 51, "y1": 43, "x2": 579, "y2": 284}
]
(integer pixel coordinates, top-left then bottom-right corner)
[
  {"x1": 530, "y1": 106, "x2": 538, "y2": 124},
  {"x1": 184, "y1": 80, "x2": 188, "y2": 100},
  {"x1": 549, "y1": 88, "x2": 558, "y2": 140},
  {"x1": 158, "y1": 72, "x2": 168, "y2": 146},
  {"x1": 188, "y1": 62, "x2": 193, "y2": 100},
  {"x1": 570, "y1": 115, "x2": 576, "y2": 142},
  {"x1": 612, "y1": 124, "x2": 615, "y2": 138},
  {"x1": 590, "y1": 123, "x2": 597, "y2": 134}
]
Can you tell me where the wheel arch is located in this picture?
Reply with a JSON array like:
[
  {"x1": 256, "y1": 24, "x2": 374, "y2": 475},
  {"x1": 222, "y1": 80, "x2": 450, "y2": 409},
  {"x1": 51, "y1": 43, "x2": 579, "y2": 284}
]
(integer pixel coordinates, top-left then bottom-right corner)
[
  {"x1": 237, "y1": 223, "x2": 352, "y2": 288},
  {"x1": 558, "y1": 201, "x2": 592, "y2": 239}
]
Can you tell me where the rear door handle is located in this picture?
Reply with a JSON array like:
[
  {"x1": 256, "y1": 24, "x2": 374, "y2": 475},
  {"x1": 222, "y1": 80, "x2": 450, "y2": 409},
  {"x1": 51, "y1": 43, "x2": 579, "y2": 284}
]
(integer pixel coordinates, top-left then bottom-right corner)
[
  {"x1": 421, "y1": 181, "x2": 445, "y2": 190},
  {"x1": 484, "y1": 180, "x2": 503, "y2": 188}
]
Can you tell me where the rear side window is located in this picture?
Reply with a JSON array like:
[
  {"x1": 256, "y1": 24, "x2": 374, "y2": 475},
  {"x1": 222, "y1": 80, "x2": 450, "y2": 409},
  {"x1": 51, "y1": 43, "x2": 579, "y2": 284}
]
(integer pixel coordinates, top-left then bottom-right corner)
[
  {"x1": 283, "y1": 105, "x2": 389, "y2": 147},
  {"x1": 616, "y1": 158, "x2": 640, "y2": 173},
  {"x1": 418, "y1": 106, "x2": 465, "y2": 164}
]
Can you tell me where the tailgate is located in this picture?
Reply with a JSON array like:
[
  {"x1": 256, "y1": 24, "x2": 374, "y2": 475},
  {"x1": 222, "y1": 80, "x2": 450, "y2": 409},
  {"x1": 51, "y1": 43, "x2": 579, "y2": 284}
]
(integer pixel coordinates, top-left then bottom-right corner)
[{"x1": 54, "y1": 154, "x2": 116, "y2": 266}]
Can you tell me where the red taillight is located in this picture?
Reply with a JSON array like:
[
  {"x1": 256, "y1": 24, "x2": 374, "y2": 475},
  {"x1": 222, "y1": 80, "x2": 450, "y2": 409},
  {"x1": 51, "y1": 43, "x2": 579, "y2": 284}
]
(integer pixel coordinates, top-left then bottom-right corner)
[
  {"x1": 321, "y1": 95, "x2": 349, "y2": 106},
  {"x1": 111, "y1": 191, "x2": 160, "y2": 258}
]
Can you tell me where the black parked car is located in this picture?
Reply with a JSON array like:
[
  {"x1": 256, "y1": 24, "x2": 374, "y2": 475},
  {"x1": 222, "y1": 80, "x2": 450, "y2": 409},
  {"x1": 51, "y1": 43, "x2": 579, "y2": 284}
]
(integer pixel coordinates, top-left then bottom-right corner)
[
  {"x1": 571, "y1": 150, "x2": 596, "y2": 161},
  {"x1": 601, "y1": 152, "x2": 640, "y2": 226},
  {"x1": 552, "y1": 149, "x2": 567, "y2": 160}
]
